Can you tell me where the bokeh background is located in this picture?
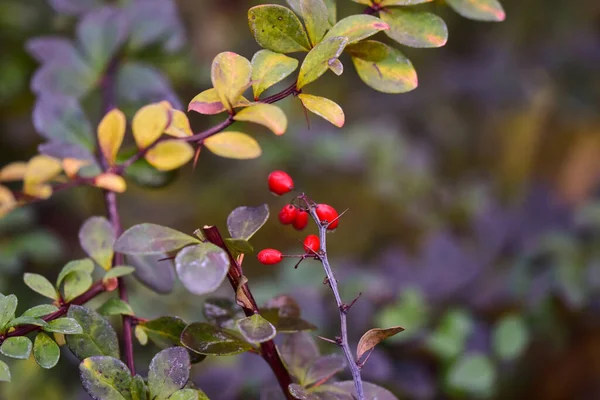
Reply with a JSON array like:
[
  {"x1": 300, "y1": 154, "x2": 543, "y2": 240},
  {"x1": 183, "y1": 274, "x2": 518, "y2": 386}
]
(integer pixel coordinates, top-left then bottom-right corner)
[{"x1": 1, "y1": 0, "x2": 600, "y2": 398}]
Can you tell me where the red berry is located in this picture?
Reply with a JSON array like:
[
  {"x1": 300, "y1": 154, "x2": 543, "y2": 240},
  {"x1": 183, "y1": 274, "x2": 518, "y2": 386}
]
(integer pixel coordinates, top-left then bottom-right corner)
[
  {"x1": 278, "y1": 204, "x2": 298, "y2": 225},
  {"x1": 268, "y1": 171, "x2": 294, "y2": 196},
  {"x1": 293, "y1": 209, "x2": 308, "y2": 230},
  {"x1": 257, "y1": 249, "x2": 283, "y2": 265},
  {"x1": 303, "y1": 234, "x2": 320, "y2": 254},
  {"x1": 316, "y1": 204, "x2": 339, "y2": 230}
]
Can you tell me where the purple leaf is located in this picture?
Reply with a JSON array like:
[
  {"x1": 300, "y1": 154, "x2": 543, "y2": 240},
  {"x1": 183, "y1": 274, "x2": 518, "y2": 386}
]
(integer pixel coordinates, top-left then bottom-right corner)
[
  {"x1": 48, "y1": 0, "x2": 102, "y2": 15},
  {"x1": 26, "y1": 37, "x2": 77, "y2": 64},
  {"x1": 116, "y1": 62, "x2": 181, "y2": 109},
  {"x1": 125, "y1": 0, "x2": 185, "y2": 52}
]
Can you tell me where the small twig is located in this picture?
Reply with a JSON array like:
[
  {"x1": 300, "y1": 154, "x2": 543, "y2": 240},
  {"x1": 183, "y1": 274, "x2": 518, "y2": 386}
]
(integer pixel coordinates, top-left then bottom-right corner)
[{"x1": 299, "y1": 196, "x2": 365, "y2": 399}]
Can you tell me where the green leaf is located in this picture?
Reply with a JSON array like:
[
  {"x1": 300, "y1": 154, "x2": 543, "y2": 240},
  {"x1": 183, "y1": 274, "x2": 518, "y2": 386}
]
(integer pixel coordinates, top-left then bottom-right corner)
[
  {"x1": 57, "y1": 258, "x2": 95, "y2": 288},
  {"x1": 6, "y1": 316, "x2": 49, "y2": 329},
  {"x1": 79, "y1": 356, "x2": 132, "y2": 400},
  {"x1": 298, "y1": 94, "x2": 345, "y2": 128},
  {"x1": 351, "y1": 41, "x2": 418, "y2": 93},
  {"x1": 300, "y1": 0, "x2": 331, "y2": 46},
  {"x1": 169, "y1": 389, "x2": 209, "y2": 400},
  {"x1": 77, "y1": 6, "x2": 126, "y2": 71},
  {"x1": 323, "y1": 15, "x2": 389, "y2": 45},
  {"x1": 22, "y1": 304, "x2": 59, "y2": 318},
  {"x1": 227, "y1": 204, "x2": 270, "y2": 241},
  {"x1": 127, "y1": 253, "x2": 175, "y2": 294},
  {"x1": 279, "y1": 332, "x2": 320, "y2": 381},
  {"x1": 211, "y1": 52, "x2": 252, "y2": 113},
  {"x1": 181, "y1": 322, "x2": 253, "y2": 356},
  {"x1": 332, "y1": 381, "x2": 398, "y2": 399},
  {"x1": 379, "y1": 0, "x2": 433, "y2": 5},
  {"x1": 202, "y1": 298, "x2": 242, "y2": 328},
  {"x1": 45, "y1": 317, "x2": 84, "y2": 334},
  {"x1": 66, "y1": 305, "x2": 120, "y2": 360},
  {"x1": 63, "y1": 270, "x2": 93, "y2": 302},
  {"x1": 492, "y1": 314, "x2": 529, "y2": 361},
  {"x1": 233, "y1": 104, "x2": 288, "y2": 135},
  {"x1": 0, "y1": 360, "x2": 9, "y2": 382},
  {"x1": 251, "y1": 50, "x2": 299, "y2": 99},
  {"x1": 380, "y1": 8, "x2": 448, "y2": 48},
  {"x1": 236, "y1": 314, "x2": 276, "y2": 344},
  {"x1": 297, "y1": 36, "x2": 347, "y2": 89},
  {"x1": 23, "y1": 273, "x2": 58, "y2": 300},
  {"x1": 98, "y1": 298, "x2": 134, "y2": 317},
  {"x1": 346, "y1": 40, "x2": 389, "y2": 62},
  {"x1": 446, "y1": 0, "x2": 505, "y2": 21},
  {"x1": 115, "y1": 224, "x2": 200, "y2": 255},
  {"x1": 33, "y1": 332, "x2": 60, "y2": 369},
  {"x1": 104, "y1": 266, "x2": 136, "y2": 282},
  {"x1": 135, "y1": 325, "x2": 148, "y2": 346},
  {"x1": 304, "y1": 354, "x2": 346, "y2": 386},
  {"x1": 0, "y1": 294, "x2": 17, "y2": 329},
  {"x1": 141, "y1": 316, "x2": 187, "y2": 348},
  {"x1": 445, "y1": 353, "x2": 496, "y2": 397},
  {"x1": 175, "y1": 243, "x2": 230, "y2": 296},
  {"x1": 224, "y1": 238, "x2": 254, "y2": 256},
  {"x1": 261, "y1": 308, "x2": 316, "y2": 333},
  {"x1": 356, "y1": 326, "x2": 405, "y2": 362},
  {"x1": 79, "y1": 216, "x2": 115, "y2": 271},
  {"x1": 426, "y1": 309, "x2": 473, "y2": 361},
  {"x1": 287, "y1": 0, "x2": 337, "y2": 25},
  {"x1": 130, "y1": 375, "x2": 148, "y2": 400},
  {"x1": 248, "y1": 5, "x2": 311, "y2": 53},
  {"x1": 0, "y1": 336, "x2": 32, "y2": 359},
  {"x1": 148, "y1": 347, "x2": 191, "y2": 400}
]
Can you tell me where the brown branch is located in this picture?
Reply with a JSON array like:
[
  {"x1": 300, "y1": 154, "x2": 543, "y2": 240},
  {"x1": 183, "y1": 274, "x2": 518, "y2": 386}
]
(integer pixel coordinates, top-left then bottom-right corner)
[
  {"x1": 202, "y1": 226, "x2": 294, "y2": 400},
  {"x1": 0, "y1": 280, "x2": 107, "y2": 343}
]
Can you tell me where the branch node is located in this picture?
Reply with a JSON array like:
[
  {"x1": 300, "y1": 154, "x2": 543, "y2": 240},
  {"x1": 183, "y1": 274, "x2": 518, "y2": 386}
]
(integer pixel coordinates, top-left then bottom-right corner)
[{"x1": 340, "y1": 292, "x2": 362, "y2": 313}]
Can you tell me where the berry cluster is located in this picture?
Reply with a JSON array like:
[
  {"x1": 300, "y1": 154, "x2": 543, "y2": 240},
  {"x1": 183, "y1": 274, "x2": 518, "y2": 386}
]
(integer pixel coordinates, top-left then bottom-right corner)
[{"x1": 258, "y1": 171, "x2": 340, "y2": 266}]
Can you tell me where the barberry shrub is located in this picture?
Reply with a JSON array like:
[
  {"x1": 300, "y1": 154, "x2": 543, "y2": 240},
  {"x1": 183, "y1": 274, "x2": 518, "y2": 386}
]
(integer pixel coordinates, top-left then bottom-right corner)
[{"x1": 0, "y1": 0, "x2": 505, "y2": 399}]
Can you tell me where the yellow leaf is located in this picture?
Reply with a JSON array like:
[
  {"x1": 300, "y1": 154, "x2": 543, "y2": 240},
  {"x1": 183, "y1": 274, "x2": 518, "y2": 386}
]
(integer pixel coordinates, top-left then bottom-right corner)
[
  {"x1": 211, "y1": 52, "x2": 252, "y2": 113},
  {"x1": 23, "y1": 155, "x2": 62, "y2": 196},
  {"x1": 298, "y1": 94, "x2": 345, "y2": 127},
  {"x1": 251, "y1": 50, "x2": 299, "y2": 100},
  {"x1": 0, "y1": 162, "x2": 28, "y2": 181},
  {"x1": 93, "y1": 173, "x2": 127, "y2": 193},
  {"x1": 145, "y1": 140, "x2": 195, "y2": 171},
  {"x1": 165, "y1": 110, "x2": 193, "y2": 138},
  {"x1": 132, "y1": 103, "x2": 169, "y2": 149},
  {"x1": 188, "y1": 89, "x2": 250, "y2": 115},
  {"x1": 97, "y1": 108, "x2": 126, "y2": 165},
  {"x1": 233, "y1": 104, "x2": 288, "y2": 135},
  {"x1": 62, "y1": 158, "x2": 90, "y2": 178},
  {"x1": 297, "y1": 36, "x2": 348, "y2": 89},
  {"x1": 204, "y1": 132, "x2": 262, "y2": 159},
  {"x1": 0, "y1": 185, "x2": 16, "y2": 218}
]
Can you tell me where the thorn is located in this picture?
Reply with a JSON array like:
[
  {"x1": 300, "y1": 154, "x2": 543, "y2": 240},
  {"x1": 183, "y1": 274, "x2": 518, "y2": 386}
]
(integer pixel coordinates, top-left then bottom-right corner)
[
  {"x1": 323, "y1": 276, "x2": 329, "y2": 285},
  {"x1": 301, "y1": 101, "x2": 311, "y2": 130},
  {"x1": 340, "y1": 292, "x2": 362, "y2": 313},
  {"x1": 327, "y1": 208, "x2": 349, "y2": 228},
  {"x1": 192, "y1": 146, "x2": 201, "y2": 170},
  {"x1": 335, "y1": 336, "x2": 342, "y2": 345},
  {"x1": 157, "y1": 256, "x2": 176, "y2": 262},
  {"x1": 316, "y1": 335, "x2": 338, "y2": 345}
]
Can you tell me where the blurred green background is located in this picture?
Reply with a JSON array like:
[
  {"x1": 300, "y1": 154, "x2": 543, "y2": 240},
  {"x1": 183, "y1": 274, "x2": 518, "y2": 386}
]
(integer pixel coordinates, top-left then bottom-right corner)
[{"x1": 1, "y1": 0, "x2": 600, "y2": 398}]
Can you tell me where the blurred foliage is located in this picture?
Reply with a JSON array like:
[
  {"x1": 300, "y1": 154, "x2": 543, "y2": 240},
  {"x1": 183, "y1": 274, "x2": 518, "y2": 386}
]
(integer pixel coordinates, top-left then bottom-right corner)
[{"x1": 1, "y1": 0, "x2": 600, "y2": 399}]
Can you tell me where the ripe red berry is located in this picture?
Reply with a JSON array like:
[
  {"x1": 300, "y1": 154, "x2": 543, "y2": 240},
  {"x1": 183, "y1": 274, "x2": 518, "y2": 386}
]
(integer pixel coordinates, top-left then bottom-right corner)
[
  {"x1": 303, "y1": 234, "x2": 320, "y2": 254},
  {"x1": 268, "y1": 171, "x2": 294, "y2": 196},
  {"x1": 257, "y1": 249, "x2": 283, "y2": 265},
  {"x1": 316, "y1": 204, "x2": 339, "y2": 230},
  {"x1": 278, "y1": 204, "x2": 298, "y2": 225},
  {"x1": 293, "y1": 209, "x2": 308, "y2": 230}
]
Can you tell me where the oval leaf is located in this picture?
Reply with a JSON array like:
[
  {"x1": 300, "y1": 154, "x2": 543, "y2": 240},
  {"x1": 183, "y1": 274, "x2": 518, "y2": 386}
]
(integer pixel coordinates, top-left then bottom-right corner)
[
  {"x1": 251, "y1": 50, "x2": 299, "y2": 99},
  {"x1": 130, "y1": 374, "x2": 148, "y2": 400},
  {"x1": 227, "y1": 204, "x2": 270, "y2": 240},
  {"x1": 204, "y1": 131, "x2": 262, "y2": 159},
  {"x1": 351, "y1": 41, "x2": 418, "y2": 93},
  {"x1": 93, "y1": 173, "x2": 127, "y2": 193},
  {"x1": 304, "y1": 354, "x2": 347, "y2": 386},
  {"x1": 379, "y1": 0, "x2": 433, "y2": 5},
  {"x1": 98, "y1": 108, "x2": 126, "y2": 166},
  {"x1": 297, "y1": 36, "x2": 348, "y2": 89},
  {"x1": 323, "y1": 15, "x2": 389, "y2": 44},
  {"x1": 181, "y1": 322, "x2": 253, "y2": 356},
  {"x1": 66, "y1": 305, "x2": 120, "y2": 360},
  {"x1": 298, "y1": 94, "x2": 345, "y2": 128},
  {"x1": 233, "y1": 104, "x2": 288, "y2": 135},
  {"x1": 492, "y1": 314, "x2": 529, "y2": 361},
  {"x1": 22, "y1": 304, "x2": 59, "y2": 318},
  {"x1": 6, "y1": 316, "x2": 48, "y2": 329},
  {"x1": 34, "y1": 332, "x2": 60, "y2": 369},
  {"x1": 446, "y1": 0, "x2": 505, "y2": 21},
  {"x1": 380, "y1": 8, "x2": 448, "y2": 48},
  {"x1": 0, "y1": 336, "x2": 32, "y2": 359},
  {"x1": 127, "y1": 253, "x2": 175, "y2": 294},
  {"x1": 333, "y1": 381, "x2": 398, "y2": 400},
  {"x1": 45, "y1": 317, "x2": 84, "y2": 334},
  {"x1": 98, "y1": 298, "x2": 134, "y2": 316},
  {"x1": 132, "y1": 103, "x2": 169, "y2": 149},
  {"x1": 63, "y1": 270, "x2": 93, "y2": 302},
  {"x1": 236, "y1": 314, "x2": 276, "y2": 344},
  {"x1": 148, "y1": 347, "x2": 191, "y2": 400},
  {"x1": 356, "y1": 326, "x2": 404, "y2": 361},
  {"x1": 188, "y1": 89, "x2": 250, "y2": 115},
  {"x1": 300, "y1": 0, "x2": 331, "y2": 46},
  {"x1": 103, "y1": 265, "x2": 136, "y2": 282},
  {"x1": 79, "y1": 216, "x2": 115, "y2": 271},
  {"x1": 445, "y1": 353, "x2": 496, "y2": 396},
  {"x1": 175, "y1": 243, "x2": 230, "y2": 296},
  {"x1": 57, "y1": 258, "x2": 95, "y2": 288},
  {"x1": 211, "y1": 52, "x2": 252, "y2": 113},
  {"x1": 145, "y1": 140, "x2": 194, "y2": 171},
  {"x1": 115, "y1": 223, "x2": 200, "y2": 255},
  {"x1": 248, "y1": 5, "x2": 311, "y2": 53},
  {"x1": 23, "y1": 273, "x2": 58, "y2": 300},
  {"x1": 279, "y1": 332, "x2": 320, "y2": 380},
  {"x1": 164, "y1": 109, "x2": 193, "y2": 138},
  {"x1": 141, "y1": 316, "x2": 187, "y2": 348},
  {"x1": 0, "y1": 294, "x2": 17, "y2": 329},
  {"x1": 79, "y1": 356, "x2": 132, "y2": 400},
  {"x1": 0, "y1": 360, "x2": 9, "y2": 382}
]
